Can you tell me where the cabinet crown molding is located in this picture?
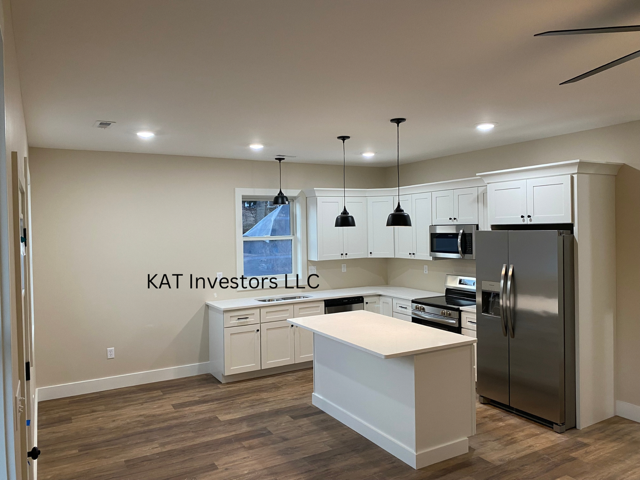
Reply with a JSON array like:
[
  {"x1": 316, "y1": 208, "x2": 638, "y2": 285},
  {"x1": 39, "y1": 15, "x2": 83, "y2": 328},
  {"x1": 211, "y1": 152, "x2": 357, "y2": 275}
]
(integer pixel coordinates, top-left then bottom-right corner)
[
  {"x1": 304, "y1": 177, "x2": 484, "y2": 198},
  {"x1": 477, "y1": 160, "x2": 622, "y2": 184}
]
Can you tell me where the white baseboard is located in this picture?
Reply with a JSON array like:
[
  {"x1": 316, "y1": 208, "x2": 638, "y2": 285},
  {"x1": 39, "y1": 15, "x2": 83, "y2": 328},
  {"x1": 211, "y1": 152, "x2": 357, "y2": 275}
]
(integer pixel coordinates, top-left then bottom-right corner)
[
  {"x1": 312, "y1": 393, "x2": 468, "y2": 470},
  {"x1": 37, "y1": 362, "x2": 209, "y2": 402},
  {"x1": 616, "y1": 400, "x2": 640, "y2": 423}
]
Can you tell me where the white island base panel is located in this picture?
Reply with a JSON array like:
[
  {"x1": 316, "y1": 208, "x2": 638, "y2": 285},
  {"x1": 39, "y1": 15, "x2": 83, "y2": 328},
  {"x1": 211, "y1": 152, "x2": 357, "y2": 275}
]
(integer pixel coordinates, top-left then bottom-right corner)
[{"x1": 312, "y1": 334, "x2": 476, "y2": 469}]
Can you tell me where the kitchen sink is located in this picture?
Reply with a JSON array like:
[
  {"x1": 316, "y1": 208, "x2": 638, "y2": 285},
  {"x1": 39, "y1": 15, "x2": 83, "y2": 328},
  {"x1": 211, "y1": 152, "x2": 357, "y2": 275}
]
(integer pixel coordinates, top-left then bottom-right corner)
[{"x1": 256, "y1": 295, "x2": 311, "y2": 302}]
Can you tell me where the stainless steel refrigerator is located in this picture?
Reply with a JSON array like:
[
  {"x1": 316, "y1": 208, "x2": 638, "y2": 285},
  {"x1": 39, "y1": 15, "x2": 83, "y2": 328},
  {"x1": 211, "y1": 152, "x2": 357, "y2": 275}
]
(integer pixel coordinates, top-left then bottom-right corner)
[{"x1": 476, "y1": 230, "x2": 575, "y2": 433}]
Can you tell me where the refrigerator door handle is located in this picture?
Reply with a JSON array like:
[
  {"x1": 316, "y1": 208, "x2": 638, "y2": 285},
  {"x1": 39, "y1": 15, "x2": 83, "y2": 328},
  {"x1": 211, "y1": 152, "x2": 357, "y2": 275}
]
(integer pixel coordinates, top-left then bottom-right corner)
[
  {"x1": 507, "y1": 264, "x2": 515, "y2": 338},
  {"x1": 499, "y1": 264, "x2": 508, "y2": 337}
]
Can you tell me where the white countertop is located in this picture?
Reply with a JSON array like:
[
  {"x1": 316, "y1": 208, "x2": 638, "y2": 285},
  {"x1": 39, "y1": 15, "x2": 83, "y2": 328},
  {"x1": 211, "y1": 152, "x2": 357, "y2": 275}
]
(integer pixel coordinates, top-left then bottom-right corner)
[
  {"x1": 206, "y1": 285, "x2": 441, "y2": 311},
  {"x1": 289, "y1": 310, "x2": 476, "y2": 359},
  {"x1": 460, "y1": 305, "x2": 476, "y2": 313}
]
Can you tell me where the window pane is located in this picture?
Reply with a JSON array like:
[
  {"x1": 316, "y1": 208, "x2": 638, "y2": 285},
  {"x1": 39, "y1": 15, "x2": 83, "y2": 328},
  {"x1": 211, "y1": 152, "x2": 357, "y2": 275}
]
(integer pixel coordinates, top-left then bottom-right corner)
[
  {"x1": 243, "y1": 239, "x2": 292, "y2": 276},
  {"x1": 242, "y1": 201, "x2": 290, "y2": 236}
]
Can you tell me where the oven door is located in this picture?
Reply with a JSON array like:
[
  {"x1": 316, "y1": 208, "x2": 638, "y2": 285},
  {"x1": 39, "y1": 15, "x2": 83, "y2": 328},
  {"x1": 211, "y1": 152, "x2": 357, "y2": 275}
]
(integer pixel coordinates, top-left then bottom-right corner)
[
  {"x1": 411, "y1": 309, "x2": 461, "y2": 334},
  {"x1": 429, "y1": 224, "x2": 476, "y2": 260}
]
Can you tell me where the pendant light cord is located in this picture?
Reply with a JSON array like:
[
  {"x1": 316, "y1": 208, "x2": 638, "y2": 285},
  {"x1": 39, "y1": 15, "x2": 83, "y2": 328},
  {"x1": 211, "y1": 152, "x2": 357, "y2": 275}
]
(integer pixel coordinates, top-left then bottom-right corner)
[
  {"x1": 342, "y1": 139, "x2": 346, "y2": 209},
  {"x1": 279, "y1": 159, "x2": 282, "y2": 191},
  {"x1": 396, "y1": 122, "x2": 400, "y2": 203}
]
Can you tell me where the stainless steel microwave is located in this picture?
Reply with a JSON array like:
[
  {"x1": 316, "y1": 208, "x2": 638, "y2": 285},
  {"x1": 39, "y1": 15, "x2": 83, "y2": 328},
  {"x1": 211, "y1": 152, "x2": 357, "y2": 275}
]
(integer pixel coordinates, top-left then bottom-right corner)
[{"x1": 429, "y1": 224, "x2": 477, "y2": 259}]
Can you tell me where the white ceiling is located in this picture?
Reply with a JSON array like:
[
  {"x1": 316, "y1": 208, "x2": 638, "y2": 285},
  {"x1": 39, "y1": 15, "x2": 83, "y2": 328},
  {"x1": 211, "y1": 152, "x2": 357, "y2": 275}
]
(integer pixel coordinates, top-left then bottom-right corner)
[{"x1": 12, "y1": 0, "x2": 640, "y2": 166}]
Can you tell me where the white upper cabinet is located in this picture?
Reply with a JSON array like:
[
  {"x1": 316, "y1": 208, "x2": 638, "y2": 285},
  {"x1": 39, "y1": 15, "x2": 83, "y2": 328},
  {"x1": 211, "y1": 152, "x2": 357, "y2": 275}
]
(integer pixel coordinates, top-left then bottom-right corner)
[
  {"x1": 454, "y1": 188, "x2": 479, "y2": 224},
  {"x1": 526, "y1": 175, "x2": 572, "y2": 224},
  {"x1": 488, "y1": 176, "x2": 572, "y2": 225},
  {"x1": 343, "y1": 197, "x2": 368, "y2": 259},
  {"x1": 308, "y1": 196, "x2": 368, "y2": 261},
  {"x1": 432, "y1": 188, "x2": 478, "y2": 225},
  {"x1": 488, "y1": 180, "x2": 527, "y2": 225},
  {"x1": 412, "y1": 192, "x2": 432, "y2": 259},
  {"x1": 308, "y1": 197, "x2": 343, "y2": 261},
  {"x1": 393, "y1": 195, "x2": 414, "y2": 259},
  {"x1": 432, "y1": 190, "x2": 454, "y2": 224},
  {"x1": 367, "y1": 196, "x2": 395, "y2": 258}
]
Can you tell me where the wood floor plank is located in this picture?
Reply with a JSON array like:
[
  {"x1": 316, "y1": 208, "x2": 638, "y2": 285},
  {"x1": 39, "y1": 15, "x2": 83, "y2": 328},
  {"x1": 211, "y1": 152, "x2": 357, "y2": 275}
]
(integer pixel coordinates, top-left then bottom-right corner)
[{"x1": 38, "y1": 370, "x2": 640, "y2": 479}]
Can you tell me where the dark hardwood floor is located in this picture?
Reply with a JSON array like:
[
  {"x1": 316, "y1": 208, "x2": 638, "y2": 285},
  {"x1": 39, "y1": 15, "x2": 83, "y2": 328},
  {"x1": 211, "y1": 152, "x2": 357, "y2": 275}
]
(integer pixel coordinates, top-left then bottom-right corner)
[{"x1": 38, "y1": 370, "x2": 640, "y2": 480}]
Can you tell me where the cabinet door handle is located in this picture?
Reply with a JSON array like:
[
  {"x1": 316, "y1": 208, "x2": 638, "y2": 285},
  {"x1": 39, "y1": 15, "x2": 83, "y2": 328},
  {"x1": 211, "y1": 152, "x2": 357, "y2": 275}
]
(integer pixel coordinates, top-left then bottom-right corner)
[
  {"x1": 236, "y1": 316, "x2": 249, "y2": 321},
  {"x1": 398, "y1": 305, "x2": 408, "y2": 310},
  {"x1": 449, "y1": 217, "x2": 452, "y2": 221},
  {"x1": 345, "y1": 253, "x2": 348, "y2": 256},
  {"x1": 256, "y1": 329, "x2": 260, "y2": 332},
  {"x1": 290, "y1": 324, "x2": 294, "y2": 328},
  {"x1": 370, "y1": 252, "x2": 373, "y2": 255}
]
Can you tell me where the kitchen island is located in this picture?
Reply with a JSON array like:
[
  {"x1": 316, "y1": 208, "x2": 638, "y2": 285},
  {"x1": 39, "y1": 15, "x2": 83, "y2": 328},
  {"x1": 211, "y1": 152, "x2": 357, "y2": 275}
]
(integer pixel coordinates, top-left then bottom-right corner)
[{"x1": 289, "y1": 310, "x2": 476, "y2": 469}]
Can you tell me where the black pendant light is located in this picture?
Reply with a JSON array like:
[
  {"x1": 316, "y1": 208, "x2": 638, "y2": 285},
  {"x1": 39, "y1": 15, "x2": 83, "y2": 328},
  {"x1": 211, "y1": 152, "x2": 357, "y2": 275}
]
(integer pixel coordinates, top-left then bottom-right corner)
[
  {"x1": 387, "y1": 118, "x2": 412, "y2": 227},
  {"x1": 273, "y1": 157, "x2": 289, "y2": 205},
  {"x1": 335, "y1": 136, "x2": 356, "y2": 227}
]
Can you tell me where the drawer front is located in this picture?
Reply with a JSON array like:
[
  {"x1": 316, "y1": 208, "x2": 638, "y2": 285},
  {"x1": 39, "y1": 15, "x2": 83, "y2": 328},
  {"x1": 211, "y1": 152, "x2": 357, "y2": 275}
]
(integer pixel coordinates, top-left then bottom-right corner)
[
  {"x1": 393, "y1": 298, "x2": 411, "y2": 315},
  {"x1": 224, "y1": 308, "x2": 260, "y2": 328},
  {"x1": 260, "y1": 305, "x2": 294, "y2": 324},
  {"x1": 294, "y1": 301, "x2": 324, "y2": 318},
  {"x1": 461, "y1": 312, "x2": 477, "y2": 331},
  {"x1": 363, "y1": 295, "x2": 380, "y2": 305}
]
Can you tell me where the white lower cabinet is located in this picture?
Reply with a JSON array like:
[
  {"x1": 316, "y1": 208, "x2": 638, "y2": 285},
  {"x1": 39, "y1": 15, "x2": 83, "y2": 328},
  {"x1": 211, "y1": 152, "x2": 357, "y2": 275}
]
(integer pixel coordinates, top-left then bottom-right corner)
[
  {"x1": 461, "y1": 311, "x2": 477, "y2": 381},
  {"x1": 393, "y1": 312, "x2": 412, "y2": 322},
  {"x1": 380, "y1": 296, "x2": 393, "y2": 317},
  {"x1": 294, "y1": 326, "x2": 314, "y2": 363},
  {"x1": 224, "y1": 324, "x2": 261, "y2": 375},
  {"x1": 261, "y1": 320, "x2": 295, "y2": 369},
  {"x1": 364, "y1": 295, "x2": 381, "y2": 314}
]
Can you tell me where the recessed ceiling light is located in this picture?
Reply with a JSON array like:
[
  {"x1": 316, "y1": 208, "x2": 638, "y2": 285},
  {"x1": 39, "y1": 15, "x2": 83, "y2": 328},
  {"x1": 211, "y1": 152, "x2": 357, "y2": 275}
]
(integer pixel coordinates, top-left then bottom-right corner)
[
  {"x1": 362, "y1": 152, "x2": 375, "y2": 158},
  {"x1": 137, "y1": 131, "x2": 155, "y2": 139},
  {"x1": 249, "y1": 144, "x2": 264, "y2": 151},
  {"x1": 476, "y1": 123, "x2": 496, "y2": 132}
]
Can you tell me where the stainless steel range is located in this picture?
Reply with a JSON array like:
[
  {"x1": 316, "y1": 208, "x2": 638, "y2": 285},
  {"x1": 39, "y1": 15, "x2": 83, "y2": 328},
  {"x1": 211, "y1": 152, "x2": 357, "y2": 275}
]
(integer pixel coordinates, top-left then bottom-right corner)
[{"x1": 411, "y1": 275, "x2": 476, "y2": 334}]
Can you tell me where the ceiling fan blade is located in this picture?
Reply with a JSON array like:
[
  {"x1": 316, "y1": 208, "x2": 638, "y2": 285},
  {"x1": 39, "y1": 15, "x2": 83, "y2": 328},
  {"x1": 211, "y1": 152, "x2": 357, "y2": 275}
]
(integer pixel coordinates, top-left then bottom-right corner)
[
  {"x1": 535, "y1": 25, "x2": 640, "y2": 36},
  {"x1": 560, "y1": 48, "x2": 640, "y2": 84}
]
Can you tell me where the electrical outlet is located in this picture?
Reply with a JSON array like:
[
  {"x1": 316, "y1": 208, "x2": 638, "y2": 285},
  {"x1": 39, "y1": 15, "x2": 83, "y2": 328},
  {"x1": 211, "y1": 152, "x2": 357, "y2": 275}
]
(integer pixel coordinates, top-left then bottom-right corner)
[
  {"x1": 342, "y1": 264, "x2": 347, "y2": 273},
  {"x1": 217, "y1": 272, "x2": 223, "y2": 279},
  {"x1": 309, "y1": 266, "x2": 317, "y2": 275},
  {"x1": 107, "y1": 347, "x2": 115, "y2": 359},
  {"x1": 424, "y1": 265, "x2": 429, "y2": 274}
]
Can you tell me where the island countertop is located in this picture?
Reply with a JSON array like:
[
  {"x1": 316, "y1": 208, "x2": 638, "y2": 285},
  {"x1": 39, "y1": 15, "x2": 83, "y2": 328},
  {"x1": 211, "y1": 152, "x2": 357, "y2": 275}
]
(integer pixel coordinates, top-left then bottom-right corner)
[{"x1": 289, "y1": 310, "x2": 476, "y2": 359}]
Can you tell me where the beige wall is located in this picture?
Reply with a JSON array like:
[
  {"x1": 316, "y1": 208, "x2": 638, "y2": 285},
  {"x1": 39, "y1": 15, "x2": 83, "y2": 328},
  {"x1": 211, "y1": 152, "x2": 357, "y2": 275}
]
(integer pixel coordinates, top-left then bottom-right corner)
[
  {"x1": 30, "y1": 148, "x2": 387, "y2": 387},
  {"x1": 384, "y1": 120, "x2": 640, "y2": 409}
]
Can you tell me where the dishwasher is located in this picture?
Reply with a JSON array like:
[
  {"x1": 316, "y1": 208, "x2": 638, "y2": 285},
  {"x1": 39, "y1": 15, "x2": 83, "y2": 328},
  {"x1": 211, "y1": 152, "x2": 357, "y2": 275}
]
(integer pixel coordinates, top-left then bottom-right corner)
[{"x1": 324, "y1": 296, "x2": 365, "y2": 314}]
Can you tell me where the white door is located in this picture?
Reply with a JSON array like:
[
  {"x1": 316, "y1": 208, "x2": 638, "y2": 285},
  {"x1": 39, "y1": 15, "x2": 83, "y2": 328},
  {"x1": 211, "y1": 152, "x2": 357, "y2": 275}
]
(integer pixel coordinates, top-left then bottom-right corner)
[
  {"x1": 294, "y1": 326, "x2": 314, "y2": 363},
  {"x1": 488, "y1": 180, "x2": 527, "y2": 225},
  {"x1": 261, "y1": 320, "x2": 295, "y2": 369},
  {"x1": 364, "y1": 296, "x2": 381, "y2": 313},
  {"x1": 454, "y1": 187, "x2": 478, "y2": 224},
  {"x1": 431, "y1": 190, "x2": 455, "y2": 225},
  {"x1": 316, "y1": 197, "x2": 344, "y2": 261},
  {"x1": 393, "y1": 195, "x2": 414, "y2": 258},
  {"x1": 367, "y1": 196, "x2": 395, "y2": 257},
  {"x1": 343, "y1": 197, "x2": 368, "y2": 259},
  {"x1": 526, "y1": 175, "x2": 572, "y2": 224},
  {"x1": 412, "y1": 192, "x2": 432, "y2": 260},
  {"x1": 224, "y1": 325, "x2": 261, "y2": 375},
  {"x1": 380, "y1": 296, "x2": 393, "y2": 317}
]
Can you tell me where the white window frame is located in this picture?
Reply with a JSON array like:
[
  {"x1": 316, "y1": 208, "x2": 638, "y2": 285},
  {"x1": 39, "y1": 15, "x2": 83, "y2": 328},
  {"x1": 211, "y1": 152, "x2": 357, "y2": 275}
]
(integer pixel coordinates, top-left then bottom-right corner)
[{"x1": 235, "y1": 188, "x2": 307, "y2": 289}]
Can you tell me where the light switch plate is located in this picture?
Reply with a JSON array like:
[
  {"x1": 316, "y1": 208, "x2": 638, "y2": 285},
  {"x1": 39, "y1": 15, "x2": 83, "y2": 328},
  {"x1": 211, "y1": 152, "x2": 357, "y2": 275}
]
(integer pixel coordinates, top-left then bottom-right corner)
[
  {"x1": 309, "y1": 266, "x2": 317, "y2": 275},
  {"x1": 342, "y1": 264, "x2": 346, "y2": 273},
  {"x1": 107, "y1": 347, "x2": 115, "y2": 359},
  {"x1": 424, "y1": 265, "x2": 429, "y2": 274}
]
